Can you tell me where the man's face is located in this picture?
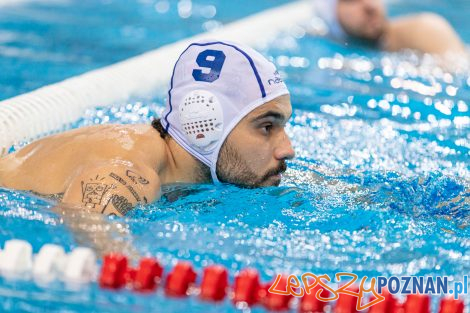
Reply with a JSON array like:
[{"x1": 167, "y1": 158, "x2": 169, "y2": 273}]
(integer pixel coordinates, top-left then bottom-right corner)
[
  {"x1": 216, "y1": 95, "x2": 295, "y2": 188},
  {"x1": 337, "y1": 0, "x2": 387, "y2": 41}
]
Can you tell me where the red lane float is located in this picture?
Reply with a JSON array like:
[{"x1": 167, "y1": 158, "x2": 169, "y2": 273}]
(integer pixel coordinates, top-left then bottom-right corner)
[
  {"x1": 368, "y1": 288, "x2": 399, "y2": 313},
  {"x1": 233, "y1": 268, "x2": 261, "y2": 306},
  {"x1": 199, "y1": 265, "x2": 229, "y2": 301},
  {"x1": 134, "y1": 257, "x2": 163, "y2": 292},
  {"x1": 260, "y1": 275, "x2": 294, "y2": 311},
  {"x1": 439, "y1": 297, "x2": 464, "y2": 313},
  {"x1": 99, "y1": 253, "x2": 128, "y2": 289},
  {"x1": 299, "y1": 285, "x2": 331, "y2": 313},
  {"x1": 334, "y1": 285, "x2": 360, "y2": 313},
  {"x1": 404, "y1": 294, "x2": 431, "y2": 313},
  {"x1": 165, "y1": 261, "x2": 197, "y2": 297},
  {"x1": 124, "y1": 266, "x2": 137, "y2": 286}
]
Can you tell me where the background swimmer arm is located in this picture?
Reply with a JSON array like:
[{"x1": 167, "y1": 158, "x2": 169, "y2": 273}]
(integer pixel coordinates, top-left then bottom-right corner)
[
  {"x1": 61, "y1": 163, "x2": 161, "y2": 216},
  {"x1": 388, "y1": 13, "x2": 466, "y2": 56},
  {"x1": 415, "y1": 13, "x2": 466, "y2": 55}
]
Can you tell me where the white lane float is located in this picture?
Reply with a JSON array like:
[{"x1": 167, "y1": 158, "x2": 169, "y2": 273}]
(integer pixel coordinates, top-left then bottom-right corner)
[
  {"x1": 0, "y1": 239, "x2": 96, "y2": 285},
  {"x1": 62, "y1": 247, "x2": 97, "y2": 284},
  {"x1": 0, "y1": 239, "x2": 33, "y2": 277},
  {"x1": 33, "y1": 243, "x2": 67, "y2": 283}
]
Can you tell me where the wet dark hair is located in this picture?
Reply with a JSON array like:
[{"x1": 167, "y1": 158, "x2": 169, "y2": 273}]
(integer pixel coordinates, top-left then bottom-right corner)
[{"x1": 151, "y1": 118, "x2": 169, "y2": 140}]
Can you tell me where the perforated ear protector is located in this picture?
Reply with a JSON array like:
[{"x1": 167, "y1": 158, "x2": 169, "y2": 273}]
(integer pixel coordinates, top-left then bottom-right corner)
[{"x1": 179, "y1": 90, "x2": 223, "y2": 152}]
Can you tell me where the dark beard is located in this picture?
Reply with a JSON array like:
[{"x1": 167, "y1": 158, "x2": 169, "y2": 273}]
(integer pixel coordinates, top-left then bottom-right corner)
[
  {"x1": 193, "y1": 158, "x2": 212, "y2": 183},
  {"x1": 216, "y1": 140, "x2": 286, "y2": 188}
]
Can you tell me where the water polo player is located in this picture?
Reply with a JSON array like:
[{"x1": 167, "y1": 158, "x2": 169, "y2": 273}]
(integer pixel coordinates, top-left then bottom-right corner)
[
  {"x1": 312, "y1": 0, "x2": 465, "y2": 56},
  {"x1": 0, "y1": 40, "x2": 295, "y2": 216}
]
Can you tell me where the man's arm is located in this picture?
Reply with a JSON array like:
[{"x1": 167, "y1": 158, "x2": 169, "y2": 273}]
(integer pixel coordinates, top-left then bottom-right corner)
[
  {"x1": 391, "y1": 13, "x2": 466, "y2": 56},
  {"x1": 55, "y1": 163, "x2": 160, "y2": 261},
  {"x1": 62, "y1": 162, "x2": 161, "y2": 216},
  {"x1": 415, "y1": 13, "x2": 465, "y2": 55}
]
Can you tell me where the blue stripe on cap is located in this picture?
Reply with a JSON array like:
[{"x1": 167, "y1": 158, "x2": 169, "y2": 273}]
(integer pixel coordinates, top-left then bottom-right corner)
[{"x1": 164, "y1": 41, "x2": 267, "y2": 132}]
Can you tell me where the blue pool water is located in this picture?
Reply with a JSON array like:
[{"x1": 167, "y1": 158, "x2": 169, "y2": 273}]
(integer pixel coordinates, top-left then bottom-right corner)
[
  {"x1": 0, "y1": 0, "x2": 289, "y2": 100},
  {"x1": 0, "y1": 0, "x2": 469, "y2": 312}
]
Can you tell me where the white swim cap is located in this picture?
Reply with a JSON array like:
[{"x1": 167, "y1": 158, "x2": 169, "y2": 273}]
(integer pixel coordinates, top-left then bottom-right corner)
[
  {"x1": 161, "y1": 40, "x2": 289, "y2": 183},
  {"x1": 314, "y1": 0, "x2": 346, "y2": 39}
]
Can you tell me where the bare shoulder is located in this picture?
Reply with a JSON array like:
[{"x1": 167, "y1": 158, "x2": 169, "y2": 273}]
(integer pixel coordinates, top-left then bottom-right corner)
[
  {"x1": 62, "y1": 160, "x2": 161, "y2": 216},
  {"x1": 394, "y1": 12, "x2": 447, "y2": 24},
  {"x1": 391, "y1": 13, "x2": 454, "y2": 35},
  {"x1": 0, "y1": 123, "x2": 167, "y2": 194},
  {"x1": 414, "y1": 12, "x2": 452, "y2": 28},
  {"x1": 390, "y1": 13, "x2": 464, "y2": 55}
]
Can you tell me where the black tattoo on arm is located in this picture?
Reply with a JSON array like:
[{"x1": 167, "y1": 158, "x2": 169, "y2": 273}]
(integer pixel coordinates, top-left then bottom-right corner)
[
  {"x1": 126, "y1": 185, "x2": 141, "y2": 202},
  {"x1": 109, "y1": 172, "x2": 127, "y2": 185},
  {"x1": 126, "y1": 170, "x2": 149, "y2": 185},
  {"x1": 103, "y1": 194, "x2": 133, "y2": 216},
  {"x1": 109, "y1": 172, "x2": 142, "y2": 202},
  {"x1": 80, "y1": 175, "x2": 115, "y2": 209}
]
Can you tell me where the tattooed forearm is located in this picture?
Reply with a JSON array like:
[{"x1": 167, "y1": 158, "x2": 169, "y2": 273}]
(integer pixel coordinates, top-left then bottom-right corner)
[{"x1": 109, "y1": 172, "x2": 142, "y2": 202}]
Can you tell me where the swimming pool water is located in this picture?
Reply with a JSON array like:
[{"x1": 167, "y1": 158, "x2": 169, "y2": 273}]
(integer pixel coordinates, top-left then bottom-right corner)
[
  {"x1": 0, "y1": 0, "x2": 469, "y2": 312},
  {"x1": 0, "y1": 0, "x2": 290, "y2": 100}
]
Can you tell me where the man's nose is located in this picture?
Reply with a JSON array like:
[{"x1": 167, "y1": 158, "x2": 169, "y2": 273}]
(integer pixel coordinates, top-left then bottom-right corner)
[{"x1": 274, "y1": 132, "x2": 295, "y2": 161}]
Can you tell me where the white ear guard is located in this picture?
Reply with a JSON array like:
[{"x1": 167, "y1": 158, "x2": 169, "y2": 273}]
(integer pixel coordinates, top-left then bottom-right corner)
[{"x1": 179, "y1": 90, "x2": 223, "y2": 152}]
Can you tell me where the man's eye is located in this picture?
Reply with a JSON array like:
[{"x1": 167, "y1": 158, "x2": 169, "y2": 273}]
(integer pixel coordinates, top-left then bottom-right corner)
[{"x1": 261, "y1": 124, "x2": 273, "y2": 134}]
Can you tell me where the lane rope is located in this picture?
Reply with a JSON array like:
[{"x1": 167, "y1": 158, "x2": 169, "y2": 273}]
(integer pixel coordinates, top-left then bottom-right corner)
[{"x1": 0, "y1": 239, "x2": 466, "y2": 313}]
